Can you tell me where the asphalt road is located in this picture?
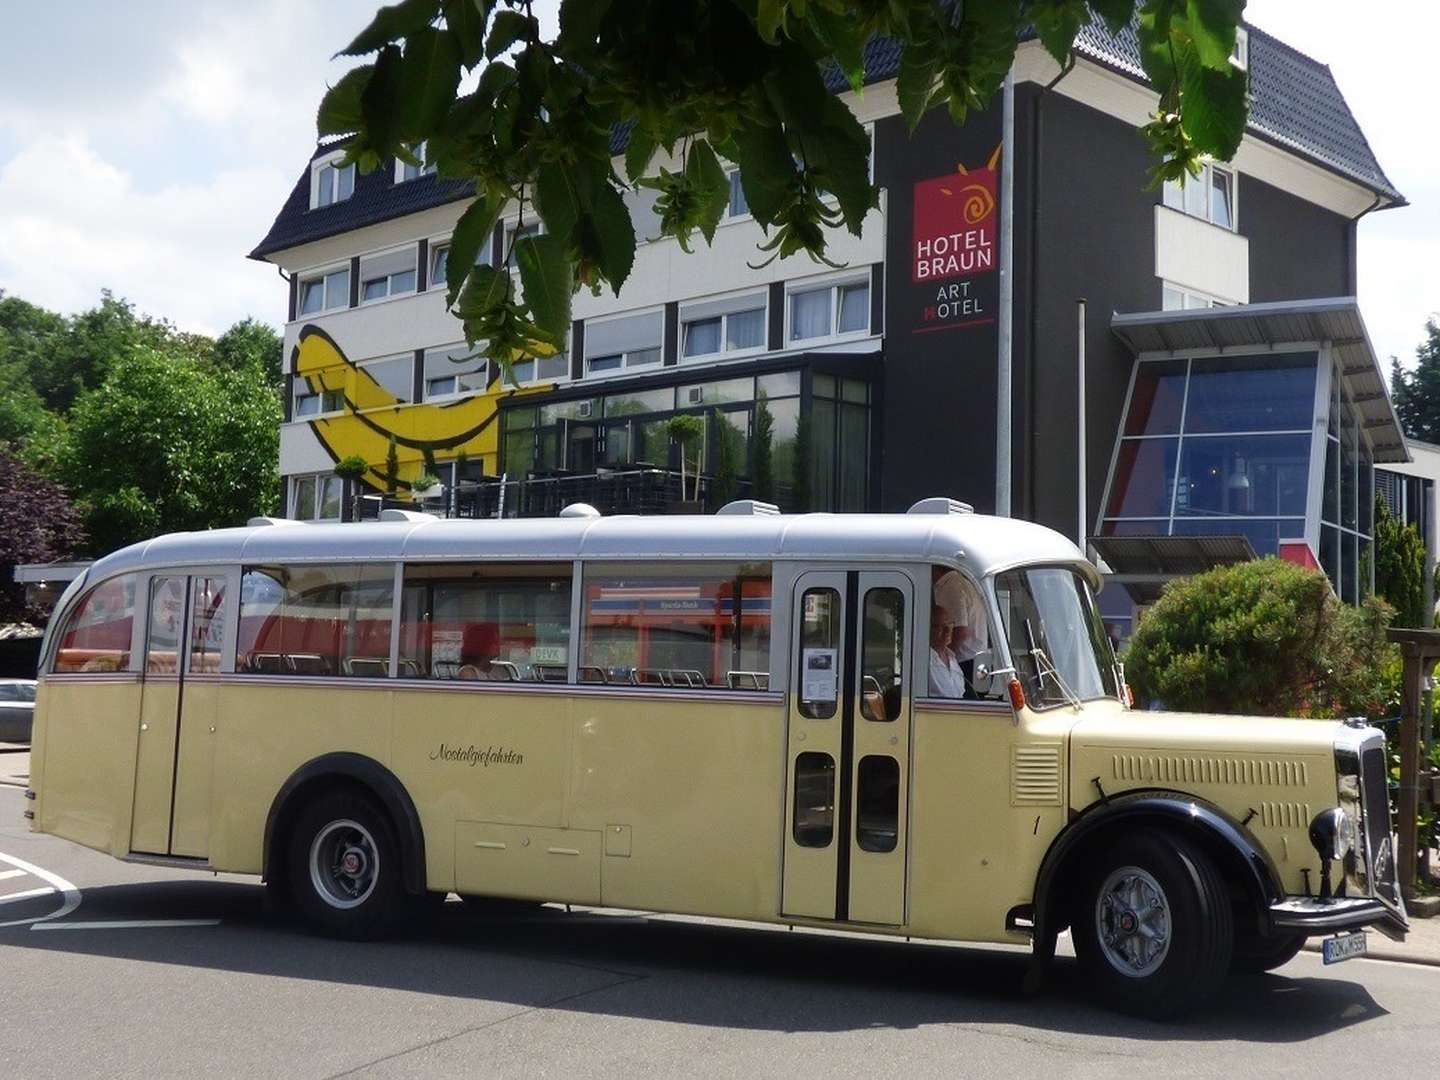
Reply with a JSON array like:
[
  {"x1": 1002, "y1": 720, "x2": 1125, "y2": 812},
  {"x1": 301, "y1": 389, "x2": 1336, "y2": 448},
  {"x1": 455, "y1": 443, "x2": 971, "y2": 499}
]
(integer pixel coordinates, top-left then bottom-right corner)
[{"x1": 1, "y1": 785, "x2": 1437, "y2": 1080}]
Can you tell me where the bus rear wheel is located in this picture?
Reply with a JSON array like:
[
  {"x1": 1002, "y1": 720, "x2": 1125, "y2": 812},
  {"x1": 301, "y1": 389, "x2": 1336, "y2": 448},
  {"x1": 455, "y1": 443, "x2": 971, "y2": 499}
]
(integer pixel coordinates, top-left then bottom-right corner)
[
  {"x1": 1071, "y1": 829, "x2": 1234, "y2": 1019},
  {"x1": 287, "y1": 788, "x2": 407, "y2": 940}
]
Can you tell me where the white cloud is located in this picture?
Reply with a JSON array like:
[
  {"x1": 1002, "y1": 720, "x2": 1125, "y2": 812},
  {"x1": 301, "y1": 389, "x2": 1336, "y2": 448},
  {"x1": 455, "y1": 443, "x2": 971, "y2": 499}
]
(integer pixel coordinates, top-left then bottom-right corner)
[{"x1": 0, "y1": 135, "x2": 286, "y2": 335}]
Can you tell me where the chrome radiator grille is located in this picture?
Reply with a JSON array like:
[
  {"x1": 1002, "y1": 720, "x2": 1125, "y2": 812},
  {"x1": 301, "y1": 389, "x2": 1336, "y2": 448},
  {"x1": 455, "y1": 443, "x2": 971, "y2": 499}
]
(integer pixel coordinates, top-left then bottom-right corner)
[{"x1": 1359, "y1": 744, "x2": 1401, "y2": 906}]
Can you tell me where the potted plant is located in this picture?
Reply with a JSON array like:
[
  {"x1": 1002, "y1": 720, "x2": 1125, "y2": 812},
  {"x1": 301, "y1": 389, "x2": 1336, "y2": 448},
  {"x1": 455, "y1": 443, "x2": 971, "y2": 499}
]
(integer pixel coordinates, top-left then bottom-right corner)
[
  {"x1": 412, "y1": 471, "x2": 443, "y2": 500},
  {"x1": 665, "y1": 413, "x2": 705, "y2": 512},
  {"x1": 332, "y1": 455, "x2": 369, "y2": 520}
]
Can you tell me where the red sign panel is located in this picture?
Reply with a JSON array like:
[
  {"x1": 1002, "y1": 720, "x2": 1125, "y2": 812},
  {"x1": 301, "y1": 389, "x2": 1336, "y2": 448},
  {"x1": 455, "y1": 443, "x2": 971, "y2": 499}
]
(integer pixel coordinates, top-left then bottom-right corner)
[{"x1": 910, "y1": 164, "x2": 998, "y2": 332}]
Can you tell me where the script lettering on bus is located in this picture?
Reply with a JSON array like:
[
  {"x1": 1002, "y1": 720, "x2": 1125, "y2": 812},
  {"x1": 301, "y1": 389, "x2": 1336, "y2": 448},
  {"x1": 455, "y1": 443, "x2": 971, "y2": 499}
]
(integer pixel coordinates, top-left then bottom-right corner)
[{"x1": 429, "y1": 743, "x2": 525, "y2": 767}]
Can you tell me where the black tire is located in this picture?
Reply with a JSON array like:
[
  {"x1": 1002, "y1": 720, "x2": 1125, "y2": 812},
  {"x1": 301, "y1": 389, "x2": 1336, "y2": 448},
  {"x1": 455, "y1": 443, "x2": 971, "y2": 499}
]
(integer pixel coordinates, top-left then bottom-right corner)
[
  {"x1": 286, "y1": 787, "x2": 409, "y2": 940},
  {"x1": 1230, "y1": 932, "x2": 1305, "y2": 974},
  {"x1": 1071, "y1": 829, "x2": 1234, "y2": 1020}
]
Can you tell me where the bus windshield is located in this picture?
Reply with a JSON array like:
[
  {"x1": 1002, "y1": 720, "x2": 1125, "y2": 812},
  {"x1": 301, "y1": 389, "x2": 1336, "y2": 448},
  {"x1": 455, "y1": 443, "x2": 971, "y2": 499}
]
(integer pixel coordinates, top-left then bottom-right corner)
[{"x1": 994, "y1": 566, "x2": 1118, "y2": 708}]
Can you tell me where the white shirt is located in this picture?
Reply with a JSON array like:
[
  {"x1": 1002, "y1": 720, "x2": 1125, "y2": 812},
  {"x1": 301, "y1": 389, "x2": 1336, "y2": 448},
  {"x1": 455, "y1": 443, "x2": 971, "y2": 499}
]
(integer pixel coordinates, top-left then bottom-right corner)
[{"x1": 929, "y1": 646, "x2": 967, "y2": 699}]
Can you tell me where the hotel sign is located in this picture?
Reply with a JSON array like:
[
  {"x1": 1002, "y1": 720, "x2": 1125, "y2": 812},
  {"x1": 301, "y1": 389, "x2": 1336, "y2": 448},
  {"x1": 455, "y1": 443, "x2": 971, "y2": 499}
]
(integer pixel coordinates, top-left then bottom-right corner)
[{"x1": 910, "y1": 151, "x2": 999, "y2": 333}]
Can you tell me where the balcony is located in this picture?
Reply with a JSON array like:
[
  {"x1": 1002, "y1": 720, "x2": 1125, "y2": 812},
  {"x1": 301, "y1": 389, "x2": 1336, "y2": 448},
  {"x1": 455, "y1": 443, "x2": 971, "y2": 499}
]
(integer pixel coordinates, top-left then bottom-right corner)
[{"x1": 357, "y1": 466, "x2": 746, "y2": 520}]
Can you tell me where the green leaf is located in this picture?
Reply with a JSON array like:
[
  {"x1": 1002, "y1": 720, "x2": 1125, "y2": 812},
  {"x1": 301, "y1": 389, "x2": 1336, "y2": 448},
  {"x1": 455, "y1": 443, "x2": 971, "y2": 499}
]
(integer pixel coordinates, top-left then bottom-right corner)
[
  {"x1": 514, "y1": 234, "x2": 573, "y2": 344},
  {"x1": 896, "y1": 36, "x2": 939, "y2": 130},
  {"x1": 340, "y1": 0, "x2": 440, "y2": 57},
  {"x1": 809, "y1": 95, "x2": 875, "y2": 234},
  {"x1": 1031, "y1": 0, "x2": 1088, "y2": 66},
  {"x1": 455, "y1": 263, "x2": 510, "y2": 321},
  {"x1": 1089, "y1": 0, "x2": 1136, "y2": 34},
  {"x1": 1186, "y1": 0, "x2": 1244, "y2": 70},
  {"x1": 446, "y1": 192, "x2": 503, "y2": 306},
  {"x1": 534, "y1": 164, "x2": 584, "y2": 243},
  {"x1": 589, "y1": 181, "x2": 637, "y2": 290},
  {"x1": 486, "y1": 9, "x2": 534, "y2": 59},
  {"x1": 756, "y1": 0, "x2": 787, "y2": 44},
  {"x1": 441, "y1": 0, "x2": 489, "y2": 67},
  {"x1": 316, "y1": 65, "x2": 372, "y2": 136},
  {"x1": 729, "y1": 119, "x2": 794, "y2": 224},
  {"x1": 398, "y1": 27, "x2": 463, "y2": 135},
  {"x1": 808, "y1": 6, "x2": 865, "y2": 93},
  {"x1": 684, "y1": 139, "x2": 730, "y2": 245},
  {"x1": 359, "y1": 44, "x2": 407, "y2": 153},
  {"x1": 1179, "y1": 47, "x2": 1248, "y2": 159},
  {"x1": 1137, "y1": 0, "x2": 1181, "y2": 89},
  {"x1": 558, "y1": 0, "x2": 609, "y2": 55},
  {"x1": 624, "y1": 126, "x2": 657, "y2": 182}
]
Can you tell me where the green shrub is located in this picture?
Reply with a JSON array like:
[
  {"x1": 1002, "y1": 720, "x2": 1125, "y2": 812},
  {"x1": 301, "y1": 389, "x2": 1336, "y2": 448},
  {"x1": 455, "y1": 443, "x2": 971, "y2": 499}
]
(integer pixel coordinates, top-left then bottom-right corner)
[{"x1": 1124, "y1": 557, "x2": 1397, "y2": 718}]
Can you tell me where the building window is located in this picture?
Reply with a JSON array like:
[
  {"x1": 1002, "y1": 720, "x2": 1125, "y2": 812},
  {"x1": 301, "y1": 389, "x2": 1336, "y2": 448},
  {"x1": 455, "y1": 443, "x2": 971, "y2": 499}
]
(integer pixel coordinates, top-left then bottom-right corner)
[
  {"x1": 1231, "y1": 27, "x2": 1249, "y2": 71},
  {"x1": 585, "y1": 310, "x2": 664, "y2": 375},
  {"x1": 430, "y1": 243, "x2": 449, "y2": 286},
  {"x1": 395, "y1": 142, "x2": 436, "y2": 183},
  {"x1": 297, "y1": 267, "x2": 350, "y2": 316},
  {"x1": 509, "y1": 353, "x2": 569, "y2": 384},
  {"x1": 312, "y1": 157, "x2": 355, "y2": 209},
  {"x1": 359, "y1": 248, "x2": 418, "y2": 303},
  {"x1": 1100, "y1": 353, "x2": 1320, "y2": 559},
  {"x1": 680, "y1": 292, "x2": 767, "y2": 360},
  {"x1": 293, "y1": 386, "x2": 345, "y2": 418},
  {"x1": 289, "y1": 472, "x2": 345, "y2": 521},
  {"x1": 424, "y1": 344, "x2": 488, "y2": 399},
  {"x1": 726, "y1": 169, "x2": 749, "y2": 218},
  {"x1": 1162, "y1": 163, "x2": 1235, "y2": 231},
  {"x1": 790, "y1": 279, "x2": 870, "y2": 342},
  {"x1": 1161, "y1": 283, "x2": 1228, "y2": 311},
  {"x1": 359, "y1": 354, "x2": 415, "y2": 404}
]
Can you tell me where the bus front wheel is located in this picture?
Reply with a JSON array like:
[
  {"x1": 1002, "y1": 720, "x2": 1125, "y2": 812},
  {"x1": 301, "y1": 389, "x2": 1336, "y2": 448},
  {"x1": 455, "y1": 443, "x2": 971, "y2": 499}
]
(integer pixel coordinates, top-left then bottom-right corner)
[
  {"x1": 1070, "y1": 829, "x2": 1234, "y2": 1019},
  {"x1": 287, "y1": 788, "x2": 407, "y2": 939}
]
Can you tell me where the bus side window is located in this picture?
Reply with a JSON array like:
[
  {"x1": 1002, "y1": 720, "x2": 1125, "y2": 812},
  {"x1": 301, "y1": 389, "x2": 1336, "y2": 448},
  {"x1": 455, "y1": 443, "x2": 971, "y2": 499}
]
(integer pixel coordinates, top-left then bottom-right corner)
[
  {"x1": 236, "y1": 564, "x2": 394, "y2": 677},
  {"x1": 580, "y1": 561, "x2": 772, "y2": 691},
  {"x1": 52, "y1": 574, "x2": 137, "y2": 673},
  {"x1": 398, "y1": 562, "x2": 573, "y2": 682},
  {"x1": 797, "y1": 587, "x2": 841, "y2": 718}
]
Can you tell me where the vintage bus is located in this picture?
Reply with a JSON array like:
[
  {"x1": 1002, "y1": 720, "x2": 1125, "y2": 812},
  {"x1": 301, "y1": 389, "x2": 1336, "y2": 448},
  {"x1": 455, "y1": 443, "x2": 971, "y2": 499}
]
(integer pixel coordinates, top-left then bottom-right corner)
[{"x1": 27, "y1": 499, "x2": 1405, "y2": 1017}]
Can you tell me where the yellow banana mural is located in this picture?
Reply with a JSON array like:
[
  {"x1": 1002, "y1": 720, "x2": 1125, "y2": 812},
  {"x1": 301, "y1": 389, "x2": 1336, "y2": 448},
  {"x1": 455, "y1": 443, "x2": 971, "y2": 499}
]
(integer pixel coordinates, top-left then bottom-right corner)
[{"x1": 292, "y1": 326, "x2": 555, "y2": 492}]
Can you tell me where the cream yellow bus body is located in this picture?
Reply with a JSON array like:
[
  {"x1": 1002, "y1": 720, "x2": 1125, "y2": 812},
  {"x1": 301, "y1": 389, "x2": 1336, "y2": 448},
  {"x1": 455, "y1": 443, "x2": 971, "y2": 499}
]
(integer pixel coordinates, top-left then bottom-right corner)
[{"x1": 26, "y1": 502, "x2": 1406, "y2": 1016}]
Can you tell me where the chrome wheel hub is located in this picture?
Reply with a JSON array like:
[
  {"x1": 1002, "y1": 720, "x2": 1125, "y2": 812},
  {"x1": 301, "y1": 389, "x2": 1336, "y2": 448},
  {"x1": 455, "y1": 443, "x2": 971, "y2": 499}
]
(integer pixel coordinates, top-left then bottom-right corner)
[
  {"x1": 1095, "y1": 865, "x2": 1171, "y2": 978},
  {"x1": 309, "y1": 819, "x2": 379, "y2": 910}
]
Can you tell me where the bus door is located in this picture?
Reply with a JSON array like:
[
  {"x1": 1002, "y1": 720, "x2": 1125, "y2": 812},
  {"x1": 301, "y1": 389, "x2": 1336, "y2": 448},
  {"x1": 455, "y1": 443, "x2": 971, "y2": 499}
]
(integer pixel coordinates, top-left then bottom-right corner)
[
  {"x1": 132, "y1": 572, "x2": 227, "y2": 856},
  {"x1": 782, "y1": 569, "x2": 914, "y2": 925}
]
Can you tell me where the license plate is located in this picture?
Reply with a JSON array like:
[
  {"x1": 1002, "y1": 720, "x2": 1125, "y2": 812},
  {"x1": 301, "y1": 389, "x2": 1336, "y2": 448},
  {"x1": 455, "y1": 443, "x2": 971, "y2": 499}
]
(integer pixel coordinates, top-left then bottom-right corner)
[{"x1": 1322, "y1": 931, "x2": 1367, "y2": 964}]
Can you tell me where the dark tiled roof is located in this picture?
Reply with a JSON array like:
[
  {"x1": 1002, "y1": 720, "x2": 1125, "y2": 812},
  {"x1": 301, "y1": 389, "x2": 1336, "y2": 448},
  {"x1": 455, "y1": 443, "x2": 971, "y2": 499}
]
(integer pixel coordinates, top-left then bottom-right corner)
[{"x1": 251, "y1": 20, "x2": 1400, "y2": 260}]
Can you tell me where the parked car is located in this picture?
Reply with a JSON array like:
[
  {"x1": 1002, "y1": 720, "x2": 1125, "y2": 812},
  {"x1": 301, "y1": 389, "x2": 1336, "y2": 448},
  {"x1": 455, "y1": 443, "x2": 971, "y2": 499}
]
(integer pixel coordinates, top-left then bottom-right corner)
[{"x1": 0, "y1": 678, "x2": 36, "y2": 742}]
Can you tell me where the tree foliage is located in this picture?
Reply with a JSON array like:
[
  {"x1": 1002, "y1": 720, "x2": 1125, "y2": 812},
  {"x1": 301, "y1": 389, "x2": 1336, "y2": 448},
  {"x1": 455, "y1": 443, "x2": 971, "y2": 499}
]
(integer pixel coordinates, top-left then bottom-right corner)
[
  {"x1": 322, "y1": 0, "x2": 1248, "y2": 378},
  {"x1": 0, "y1": 448, "x2": 85, "y2": 625},
  {"x1": 53, "y1": 349, "x2": 281, "y2": 554},
  {"x1": 1390, "y1": 318, "x2": 1440, "y2": 443},
  {"x1": 1373, "y1": 492, "x2": 1426, "y2": 627},
  {"x1": 213, "y1": 317, "x2": 285, "y2": 385},
  {"x1": 1124, "y1": 557, "x2": 1398, "y2": 717}
]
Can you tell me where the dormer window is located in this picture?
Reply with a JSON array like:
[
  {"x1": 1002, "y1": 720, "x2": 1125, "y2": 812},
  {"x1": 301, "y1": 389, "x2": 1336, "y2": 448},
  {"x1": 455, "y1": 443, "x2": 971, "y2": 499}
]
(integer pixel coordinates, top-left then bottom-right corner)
[
  {"x1": 395, "y1": 143, "x2": 437, "y2": 183},
  {"x1": 1231, "y1": 27, "x2": 1249, "y2": 71},
  {"x1": 311, "y1": 154, "x2": 355, "y2": 209}
]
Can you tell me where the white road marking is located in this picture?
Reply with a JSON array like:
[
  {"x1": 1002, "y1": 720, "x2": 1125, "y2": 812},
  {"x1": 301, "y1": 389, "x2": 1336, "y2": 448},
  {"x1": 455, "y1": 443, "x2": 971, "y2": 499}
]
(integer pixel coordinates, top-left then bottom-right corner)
[
  {"x1": 32, "y1": 919, "x2": 221, "y2": 932},
  {"x1": 0, "y1": 851, "x2": 81, "y2": 929},
  {"x1": 0, "y1": 868, "x2": 25, "y2": 882},
  {"x1": 0, "y1": 886, "x2": 55, "y2": 906}
]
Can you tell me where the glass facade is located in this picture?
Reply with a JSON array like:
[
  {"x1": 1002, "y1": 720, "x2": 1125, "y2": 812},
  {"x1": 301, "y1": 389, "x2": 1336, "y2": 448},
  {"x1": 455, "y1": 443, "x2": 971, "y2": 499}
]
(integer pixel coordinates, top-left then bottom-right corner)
[
  {"x1": 1101, "y1": 350, "x2": 1377, "y2": 598},
  {"x1": 498, "y1": 368, "x2": 871, "y2": 513}
]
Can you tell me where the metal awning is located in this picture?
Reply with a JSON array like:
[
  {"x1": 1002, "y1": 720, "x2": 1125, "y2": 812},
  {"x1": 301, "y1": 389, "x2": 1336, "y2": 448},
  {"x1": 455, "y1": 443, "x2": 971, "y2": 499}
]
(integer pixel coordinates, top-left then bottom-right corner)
[
  {"x1": 1090, "y1": 534, "x2": 1257, "y2": 605},
  {"x1": 1111, "y1": 297, "x2": 1408, "y2": 464}
]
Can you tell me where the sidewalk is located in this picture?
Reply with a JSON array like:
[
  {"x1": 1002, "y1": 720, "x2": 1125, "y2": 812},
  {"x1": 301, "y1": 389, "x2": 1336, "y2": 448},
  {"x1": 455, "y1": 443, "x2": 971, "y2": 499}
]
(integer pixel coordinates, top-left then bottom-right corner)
[{"x1": 0, "y1": 744, "x2": 27, "y2": 789}]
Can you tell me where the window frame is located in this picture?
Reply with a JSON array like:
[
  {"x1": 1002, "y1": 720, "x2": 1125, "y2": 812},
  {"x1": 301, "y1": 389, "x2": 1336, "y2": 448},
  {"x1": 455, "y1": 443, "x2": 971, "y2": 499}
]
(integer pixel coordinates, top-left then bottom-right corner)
[
  {"x1": 295, "y1": 262, "x2": 351, "y2": 317},
  {"x1": 393, "y1": 142, "x2": 437, "y2": 183},
  {"x1": 293, "y1": 385, "x2": 345, "y2": 419},
  {"x1": 1162, "y1": 161, "x2": 1238, "y2": 232},
  {"x1": 785, "y1": 275, "x2": 872, "y2": 345},
  {"x1": 422, "y1": 342, "x2": 490, "y2": 401},
  {"x1": 583, "y1": 308, "x2": 665, "y2": 378},
  {"x1": 357, "y1": 244, "x2": 420, "y2": 306},
  {"x1": 310, "y1": 150, "x2": 356, "y2": 210},
  {"x1": 288, "y1": 471, "x2": 345, "y2": 522},
  {"x1": 678, "y1": 290, "x2": 769, "y2": 363},
  {"x1": 357, "y1": 352, "x2": 417, "y2": 405}
]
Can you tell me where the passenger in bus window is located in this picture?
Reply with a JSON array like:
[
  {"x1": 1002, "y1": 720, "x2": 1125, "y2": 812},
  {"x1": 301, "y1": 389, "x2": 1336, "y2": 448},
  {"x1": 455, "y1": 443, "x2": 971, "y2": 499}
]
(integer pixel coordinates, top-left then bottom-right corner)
[{"x1": 928, "y1": 601, "x2": 965, "y2": 698}]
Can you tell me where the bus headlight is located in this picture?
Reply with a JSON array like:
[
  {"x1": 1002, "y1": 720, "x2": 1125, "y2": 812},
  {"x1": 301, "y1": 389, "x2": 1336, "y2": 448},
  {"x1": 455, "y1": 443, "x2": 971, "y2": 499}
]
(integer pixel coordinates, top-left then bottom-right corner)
[{"x1": 1308, "y1": 806, "x2": 1351, "y2": 862}]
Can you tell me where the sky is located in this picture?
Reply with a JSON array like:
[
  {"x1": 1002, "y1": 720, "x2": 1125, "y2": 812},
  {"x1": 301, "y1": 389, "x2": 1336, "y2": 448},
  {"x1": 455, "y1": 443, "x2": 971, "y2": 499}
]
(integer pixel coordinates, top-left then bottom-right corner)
[{"x1": 0, "y1": 1, "x2": 1434, "y2": 366}]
